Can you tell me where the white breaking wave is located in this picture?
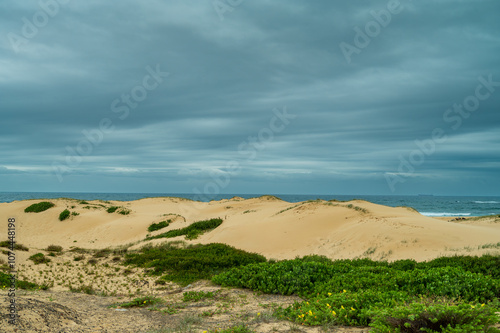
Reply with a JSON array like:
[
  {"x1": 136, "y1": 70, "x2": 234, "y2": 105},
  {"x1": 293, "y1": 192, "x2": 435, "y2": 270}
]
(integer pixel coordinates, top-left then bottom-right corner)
[
  {"x1": 420, "y1": 212, "x2": 472, "y2": 217},
  {"x1": 473, "y1": 201, "x2": 499, "y2": 204}
]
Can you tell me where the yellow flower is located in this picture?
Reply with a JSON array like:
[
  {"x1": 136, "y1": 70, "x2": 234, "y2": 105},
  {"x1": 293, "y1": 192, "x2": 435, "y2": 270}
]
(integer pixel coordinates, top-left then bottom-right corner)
[
  {"x1": 328, "y1": 292, "x2": 332, "y2": 296},
  {"x1": 327, "y1": 303, "x2": 331, "y2": 308},
  {"x1": 308, "y1": 310, "x2": 313, "y2": 316},
  {"x1": 203, "y1": 331, "x2": 207, "y2": 333},
  {"x1": 343, "y1": 289, "x2": 347, "y2": 293},
  {"x1": 257, "y1": 313, "x2": 261, "y2": 316},
  {"x1": 341, "y1": 305, "x2": 345, "y2": 310},
  {"x1": 332, "y1": 310, "x2": 336, "y2": 315},
  {"x1": 351, "y1": 307, "x2": 355, "y2": 311},
  {"x1": 143, "y1": 301, "x2": 147, "y2": 304},
  {"x1": 471, "y1": 305, "x2": 475, "y2": 308},
  {"x1": 481, "y1": 304, "x2": 485, "y2": 307},
  {"x1": 306, "y1": 302, "x2": 309, "y2": 305}
]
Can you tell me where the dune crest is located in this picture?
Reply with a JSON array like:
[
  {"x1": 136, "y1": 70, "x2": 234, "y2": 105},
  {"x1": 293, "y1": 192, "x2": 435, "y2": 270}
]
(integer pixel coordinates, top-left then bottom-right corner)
[{"x1": 1, "y1": 197, "x2": 499, "y2": 261}]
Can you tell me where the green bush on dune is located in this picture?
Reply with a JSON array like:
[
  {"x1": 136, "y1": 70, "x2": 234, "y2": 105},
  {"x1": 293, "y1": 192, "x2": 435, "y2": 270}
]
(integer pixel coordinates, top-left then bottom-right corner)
[
  {"x1": 145, "y1": 218, "x2": 223, "y2": 240},
  {"x1": 59, "y1": 209, "x2": 70, "y2": 221},
  {"x1": 24, "y1": 201, "x2": 55, "y2": 213},
  {"x1": 124, "y1": 242, "x2": 266, "y2": 285},
  {"x1": 107, "y1": 206, "x2": 119, "y2": 213},
  {"x1": 147, "y1": 220, "x2": 170, "y2": 232}
]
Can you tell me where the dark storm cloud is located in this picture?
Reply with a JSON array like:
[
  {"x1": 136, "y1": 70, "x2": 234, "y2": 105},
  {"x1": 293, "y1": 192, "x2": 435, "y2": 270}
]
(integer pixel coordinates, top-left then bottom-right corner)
[{"x1": 1, "y1": 0, "x2": 499, "y2": 195}]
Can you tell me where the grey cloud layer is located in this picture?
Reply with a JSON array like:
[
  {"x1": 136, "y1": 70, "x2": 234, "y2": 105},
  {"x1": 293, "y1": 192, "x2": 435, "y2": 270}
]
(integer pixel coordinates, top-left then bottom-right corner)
[{"x1": 1, "y1": 0, "x2": 499, "y2": 195}]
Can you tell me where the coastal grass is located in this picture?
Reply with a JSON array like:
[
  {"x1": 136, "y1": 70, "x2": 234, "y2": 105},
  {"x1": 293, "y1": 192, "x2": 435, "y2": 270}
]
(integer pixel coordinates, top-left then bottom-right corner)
[
  {"x1": 24, "y1": 201, "x2": 55, "y2": 213},
  {"x1": 145, "y1": 218, "x2": 223, "y2": 241}
]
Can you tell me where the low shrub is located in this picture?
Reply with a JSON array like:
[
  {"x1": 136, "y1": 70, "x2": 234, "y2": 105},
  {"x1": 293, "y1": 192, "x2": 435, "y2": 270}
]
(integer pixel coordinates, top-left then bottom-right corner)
[
  {"x1": 46, "y1": 245, "x2": 63, "y2": 253},
  {"x1": 107, "y1": 206, "x2": 119, "y2": 213},
  {"x1": 418, "y1": 255, "x2": 500, "y2": 280},
  {"x1": 370, "y1": 301, "x2": 500, "y2": 332},
  {"x1": 0, "y1": 241, "x2": 29, "y2": 251},
  {"x1": 212, "y1": 255, "x2": 500, "y2": 328},
  {"x1": 24, "y1": 201, "x2": 55, "y2": 213},
  {"x1": 276, "y1": 290, "x2": 410, "y2": 327},
  {"x1": 59, "y1": 209, "x2": 70, "y2": 221},
  {"x1": 148, "y1": 221, "x2": 169, "y2": 232},
  {"x1": 93, "y1": 249, "x2": 111, "y2": 258},
  {"x1": 29, "y1": 253, "x2": 51, "y2": 264},
  {"x1": 0, "y1": 271, "x2": 44, "y2": 290},
  {"x1": 146, "y1": 218, "x2": 223, "y2": 240}
]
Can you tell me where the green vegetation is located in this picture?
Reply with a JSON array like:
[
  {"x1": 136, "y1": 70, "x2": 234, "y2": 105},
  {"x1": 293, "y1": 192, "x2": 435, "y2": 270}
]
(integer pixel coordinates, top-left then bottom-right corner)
[
  {"x1": 70, "y1": 285, "x2": 97, "y2": 295},
  {"x1": 107, "y1": 206, "x2": 119, "y2": 213},
  {"x1": 93, "y1": 249, "x2": 111, "y2": 258},
  {"x1": 124, "y1": 242, "x2": 266, "y2": 285},
  {"x1": 24, "y1": 201, "x2": 55, "y2": 213},
  {"x1": 0, "y1": 271, "x2": 48, "y2": 290},
  {"x1": 115, "y1": 296, "x2": 162, "y2": 308},
  {"x1": 344, "y1": 203, "x2": 369, "y2": 214},
  {"x1": 118, "y1": 208, "x2": 131, "y2": 215},
  {"x1": 107, "y1": 206, "x2": 131, "y2": 215},
  {"x1": 28, "y1": 253, "x2": 51, "y2": 264},
  {"x1": 182, "y1": 290, "x2": 218, "y2": 302},
  {"x1": 212, "y1": 255, "x2": 500, "y2": 331},
  {"x1": 208, "y1": 325, "x2": 255, "y2": 333},
  {"x1": 0, "y1": 241, "x2": 29, "y2": 251},
  {"x1": 59, "y1": 209, "x2": 70, "y2": 221},
  {"x1": 148, "y1": 220, "x2": 170, "y2": 232},
  {"x1": 145, "y1": 218, "x2": 223, "y2": 240},
  {"x1": 46, "y1": 245, "x2": 63, "y2": 253},
  {"x1": 370, "y1": 301, "x2": 500, "y2": 332}
]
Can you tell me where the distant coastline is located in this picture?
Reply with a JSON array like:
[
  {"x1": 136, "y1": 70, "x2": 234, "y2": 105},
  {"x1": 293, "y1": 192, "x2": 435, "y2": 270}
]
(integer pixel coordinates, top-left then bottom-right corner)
[{"x1": 1, "y1": 192, "x2": 499, "y2": 217}]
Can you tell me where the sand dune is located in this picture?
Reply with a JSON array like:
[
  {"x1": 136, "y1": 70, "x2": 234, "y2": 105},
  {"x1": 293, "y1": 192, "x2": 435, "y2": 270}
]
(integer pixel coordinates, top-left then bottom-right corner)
[{"x1": 1, "y1": 196, "x2": 500, "y2": 262}]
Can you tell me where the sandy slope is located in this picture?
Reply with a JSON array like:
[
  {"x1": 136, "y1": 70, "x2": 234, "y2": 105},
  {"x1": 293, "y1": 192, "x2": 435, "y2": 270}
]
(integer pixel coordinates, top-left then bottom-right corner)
[{"x1": 1, "y1": 196, "x2": 499, "y2": 262}]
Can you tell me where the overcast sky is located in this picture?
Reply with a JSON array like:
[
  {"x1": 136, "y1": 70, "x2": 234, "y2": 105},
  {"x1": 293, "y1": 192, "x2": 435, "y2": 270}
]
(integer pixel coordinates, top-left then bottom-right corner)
[{"x1": 1, "y1": 0, "x2": 499, "y2": 196}]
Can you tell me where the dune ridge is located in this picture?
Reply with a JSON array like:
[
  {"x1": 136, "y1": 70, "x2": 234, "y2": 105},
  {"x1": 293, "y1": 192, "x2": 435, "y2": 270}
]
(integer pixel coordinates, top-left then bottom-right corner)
[{"x1": 1, "y1": 196, "x2": 499, "y2": 262}]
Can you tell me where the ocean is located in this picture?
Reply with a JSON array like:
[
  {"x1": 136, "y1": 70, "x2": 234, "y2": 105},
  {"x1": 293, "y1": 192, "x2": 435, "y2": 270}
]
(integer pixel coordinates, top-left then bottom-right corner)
[{"x1": 1, "y1": 192, "x2": 499, "y2": 217}]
